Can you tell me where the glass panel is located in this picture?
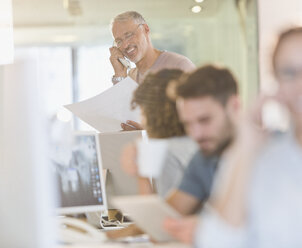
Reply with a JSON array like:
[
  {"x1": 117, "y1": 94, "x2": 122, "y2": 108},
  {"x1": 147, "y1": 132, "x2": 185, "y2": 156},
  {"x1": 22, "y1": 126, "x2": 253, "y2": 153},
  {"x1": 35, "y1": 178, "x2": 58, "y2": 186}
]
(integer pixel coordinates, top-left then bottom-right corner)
[
  {"x1": 0, "y1": 0, "x2": 13, "y2": 65},
  {"x1": 15, "y1": 46, "x2": 73, "y2": 124},
  {"x1": 77, "y1": 45, "x2": 114, "y2": 101},
  {"x1": 13, "y1": 0, "x2": 259, "y2": 125}
]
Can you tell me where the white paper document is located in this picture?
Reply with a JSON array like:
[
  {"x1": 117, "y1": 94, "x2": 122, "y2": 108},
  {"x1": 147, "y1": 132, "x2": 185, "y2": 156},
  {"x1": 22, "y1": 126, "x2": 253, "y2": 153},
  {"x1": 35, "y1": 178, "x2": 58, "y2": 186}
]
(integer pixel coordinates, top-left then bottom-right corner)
[
  {"x1": 65, "y1": 77, "x2": 140, "y2": 132},
  {"x1": 112, "y1": 195, "x2": 181, "y2": 242}
]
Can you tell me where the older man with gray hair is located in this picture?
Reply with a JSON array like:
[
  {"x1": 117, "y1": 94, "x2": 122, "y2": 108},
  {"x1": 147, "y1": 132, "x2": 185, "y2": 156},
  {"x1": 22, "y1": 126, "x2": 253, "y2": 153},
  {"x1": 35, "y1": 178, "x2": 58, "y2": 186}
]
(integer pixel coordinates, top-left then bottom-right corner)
[{"x1": 109, "y1": 11, "x2": 195, "y2": 130}]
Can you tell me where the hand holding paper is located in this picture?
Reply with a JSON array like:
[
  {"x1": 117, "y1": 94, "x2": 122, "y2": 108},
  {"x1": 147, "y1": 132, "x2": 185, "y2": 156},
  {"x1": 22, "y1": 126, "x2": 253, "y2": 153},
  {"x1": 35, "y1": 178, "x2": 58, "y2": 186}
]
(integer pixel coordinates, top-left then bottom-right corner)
[
  {"x1": 65, "y1": 77, "x2": 141, "y2": 132},
  {"x1": 121, "y1": 120, "x2": 143, "y2": 131}
]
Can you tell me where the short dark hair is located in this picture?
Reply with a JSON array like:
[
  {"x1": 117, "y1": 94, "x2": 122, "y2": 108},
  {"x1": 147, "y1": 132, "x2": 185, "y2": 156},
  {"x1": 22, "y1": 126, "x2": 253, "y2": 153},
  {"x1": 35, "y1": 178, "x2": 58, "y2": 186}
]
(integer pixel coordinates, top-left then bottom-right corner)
[
  {"x1": 175, "y1": 65, "x2": 238, "y2": 105},
  {"x1": 132, "y1": 69, "x2": 185, "y2": 138},
  {"x1": 272, "y1": 27, "x2": 302, "y2": 75}
]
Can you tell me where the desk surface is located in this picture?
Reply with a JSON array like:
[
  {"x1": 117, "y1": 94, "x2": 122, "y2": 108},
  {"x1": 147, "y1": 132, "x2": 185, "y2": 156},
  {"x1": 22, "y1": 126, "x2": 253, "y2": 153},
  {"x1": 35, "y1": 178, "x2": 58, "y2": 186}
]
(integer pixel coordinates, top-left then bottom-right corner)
[{"x1": 58, "y1": 242, "x2": 190, "y2": 248}]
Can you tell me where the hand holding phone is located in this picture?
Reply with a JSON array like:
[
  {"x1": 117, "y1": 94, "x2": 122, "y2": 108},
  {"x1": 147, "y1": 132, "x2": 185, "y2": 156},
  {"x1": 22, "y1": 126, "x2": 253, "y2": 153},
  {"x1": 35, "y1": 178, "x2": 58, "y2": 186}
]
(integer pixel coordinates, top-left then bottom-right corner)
[
  {"x1": 118, "y1": 57, "x2": 131, "y2": 69},
  {"x1": 109, "y1": 46, "x2": 128, "y2": 76}
]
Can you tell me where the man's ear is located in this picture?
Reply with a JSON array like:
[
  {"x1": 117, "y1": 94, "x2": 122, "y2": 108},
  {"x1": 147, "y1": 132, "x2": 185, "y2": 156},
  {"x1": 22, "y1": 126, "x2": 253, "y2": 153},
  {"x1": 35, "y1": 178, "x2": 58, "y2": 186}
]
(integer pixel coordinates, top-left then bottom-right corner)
[
  {"x1": 226, "y1": 95, "x2": 241, "y2": 118},
  {"x1": 142, "y1": 24, "x2": 150, "y2": 34}
]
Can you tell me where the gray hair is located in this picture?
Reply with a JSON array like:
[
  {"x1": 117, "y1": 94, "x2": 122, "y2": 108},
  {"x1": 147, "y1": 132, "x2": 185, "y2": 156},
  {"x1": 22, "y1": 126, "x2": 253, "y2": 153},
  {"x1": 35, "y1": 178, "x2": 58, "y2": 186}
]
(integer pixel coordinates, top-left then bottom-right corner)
[{"x1": 111, "y1": 11, "x2": 146, "y2": 28}]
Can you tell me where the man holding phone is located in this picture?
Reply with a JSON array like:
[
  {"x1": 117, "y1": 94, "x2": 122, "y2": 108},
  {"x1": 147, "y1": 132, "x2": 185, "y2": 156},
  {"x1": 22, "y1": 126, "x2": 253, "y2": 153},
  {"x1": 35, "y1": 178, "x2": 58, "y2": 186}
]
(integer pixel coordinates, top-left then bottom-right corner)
[{"x1": 109, "y1": 11, "x2": 195, "y2": 131}]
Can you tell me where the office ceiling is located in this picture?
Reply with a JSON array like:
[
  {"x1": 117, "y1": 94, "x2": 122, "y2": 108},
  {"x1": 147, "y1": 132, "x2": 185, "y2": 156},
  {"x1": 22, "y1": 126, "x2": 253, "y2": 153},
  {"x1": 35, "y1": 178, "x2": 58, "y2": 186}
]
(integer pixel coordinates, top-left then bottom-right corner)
[{"x1": 12, "y1": 0, "x2": 220, "y2": 27}]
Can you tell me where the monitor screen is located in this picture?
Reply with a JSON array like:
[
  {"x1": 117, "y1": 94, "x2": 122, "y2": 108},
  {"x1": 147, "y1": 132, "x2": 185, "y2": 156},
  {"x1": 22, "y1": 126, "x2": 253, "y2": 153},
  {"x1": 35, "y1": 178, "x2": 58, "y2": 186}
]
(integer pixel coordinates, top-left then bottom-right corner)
[{"x1": 52, "y1": 132, "x2": 107, "y2": 214}]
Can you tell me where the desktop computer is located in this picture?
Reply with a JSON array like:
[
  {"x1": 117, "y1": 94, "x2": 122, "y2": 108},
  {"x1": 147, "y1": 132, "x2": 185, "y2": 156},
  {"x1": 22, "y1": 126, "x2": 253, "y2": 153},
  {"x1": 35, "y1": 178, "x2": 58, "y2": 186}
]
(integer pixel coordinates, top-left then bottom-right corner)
[
  {"x1": 87, "y1": 130, "x2": 144, "y2": 228},
  {"x1": 52, "y1": 130, "x2": 144, "y2": 230},
  {"x1": 52, "y1": 132, "x2": 107, "y2": 214},
  {"x1": 51, "y1": 131, "x2": 109, "y2": 243},
  {"x1": 97, "y1": 130, "x2": 144, "y2": 207}
]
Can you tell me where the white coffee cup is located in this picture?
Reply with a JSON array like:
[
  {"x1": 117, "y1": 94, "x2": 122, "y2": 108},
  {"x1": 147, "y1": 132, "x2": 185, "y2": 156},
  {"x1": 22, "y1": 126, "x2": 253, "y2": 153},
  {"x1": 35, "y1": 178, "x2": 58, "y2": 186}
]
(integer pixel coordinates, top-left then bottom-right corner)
[{"x1": 136, "y1": 138, "x2": 168, "y2": 178}]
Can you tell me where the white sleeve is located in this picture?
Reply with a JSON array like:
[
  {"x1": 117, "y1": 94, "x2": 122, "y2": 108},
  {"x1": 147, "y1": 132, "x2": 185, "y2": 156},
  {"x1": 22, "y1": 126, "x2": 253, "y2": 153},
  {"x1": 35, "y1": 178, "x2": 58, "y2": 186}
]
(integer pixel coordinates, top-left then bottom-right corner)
[{"x1": 194, "y1": 207, "x2": 247, "y2": 248}]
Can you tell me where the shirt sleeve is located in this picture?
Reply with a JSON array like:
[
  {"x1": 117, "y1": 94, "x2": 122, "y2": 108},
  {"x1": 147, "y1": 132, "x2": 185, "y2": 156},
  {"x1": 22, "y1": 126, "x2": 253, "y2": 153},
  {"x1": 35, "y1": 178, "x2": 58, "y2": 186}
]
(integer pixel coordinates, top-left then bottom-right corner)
[
  {"x1": 194, "y1": 207, "x2": 247, "y2": 248},
  {"x1": 177, "y1": 57, "x2": 196, "y2": 72},
  {"x1": 177, "y1": 154, "x2": 207, "y2": 200},
  {"x1": 157, "y1": 151, "x2": 184, "y2": 197}
]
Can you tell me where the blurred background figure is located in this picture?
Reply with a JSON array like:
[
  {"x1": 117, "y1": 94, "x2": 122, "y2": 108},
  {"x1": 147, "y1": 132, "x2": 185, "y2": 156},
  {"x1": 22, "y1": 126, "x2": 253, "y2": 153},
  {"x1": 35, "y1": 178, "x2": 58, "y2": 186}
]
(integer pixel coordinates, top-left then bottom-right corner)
[
  {"x1": 163, "y1": 65, "x2": 241, "y2": 243},
  {"x1": 107, "y1": 69, "x2": 197, "y2": 240},
  {"x1": 121, "y1": 69, "x2": 197, "y2": 197},
  {"x1": 166, "y1": 65, "x2": 241, "y2": 216},
  {"x1": 195, "y1": 27, "x2": 302, "y2": 248}
]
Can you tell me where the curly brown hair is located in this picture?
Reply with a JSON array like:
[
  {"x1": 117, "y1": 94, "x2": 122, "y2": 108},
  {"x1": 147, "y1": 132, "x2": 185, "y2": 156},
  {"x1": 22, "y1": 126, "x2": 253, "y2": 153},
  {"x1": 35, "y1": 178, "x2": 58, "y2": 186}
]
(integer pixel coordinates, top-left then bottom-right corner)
[{"x1": 132, "y1": 69, "x2": 185, "y2": 138}]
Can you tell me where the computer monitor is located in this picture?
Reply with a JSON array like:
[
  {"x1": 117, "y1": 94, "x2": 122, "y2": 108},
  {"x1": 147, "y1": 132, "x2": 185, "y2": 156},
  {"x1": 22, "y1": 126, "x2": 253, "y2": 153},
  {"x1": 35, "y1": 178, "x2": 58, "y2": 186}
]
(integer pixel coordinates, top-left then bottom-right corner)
[
  {"x1": 52, "y1": 132, "x2": 107, "y2": 214},
  {"x1": 97, "y1": 130, "x2": 145, "y2": 207}
]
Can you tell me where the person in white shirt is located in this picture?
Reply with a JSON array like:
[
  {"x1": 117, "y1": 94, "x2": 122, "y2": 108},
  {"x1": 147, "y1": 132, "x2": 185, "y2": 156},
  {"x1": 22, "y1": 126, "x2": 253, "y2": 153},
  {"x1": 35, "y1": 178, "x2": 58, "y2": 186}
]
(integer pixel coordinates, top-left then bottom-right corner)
[{"x1": 195, "y1": 26, "x2": 302, "y2": 248}]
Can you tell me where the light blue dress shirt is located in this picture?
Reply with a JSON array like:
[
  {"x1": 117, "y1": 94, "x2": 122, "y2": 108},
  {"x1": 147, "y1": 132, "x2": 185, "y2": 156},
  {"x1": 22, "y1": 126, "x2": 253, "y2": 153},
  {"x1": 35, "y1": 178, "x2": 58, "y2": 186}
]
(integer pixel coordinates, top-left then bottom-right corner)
[{"x1": 195, "y1": 132, "x2": 302, "y2": 248}]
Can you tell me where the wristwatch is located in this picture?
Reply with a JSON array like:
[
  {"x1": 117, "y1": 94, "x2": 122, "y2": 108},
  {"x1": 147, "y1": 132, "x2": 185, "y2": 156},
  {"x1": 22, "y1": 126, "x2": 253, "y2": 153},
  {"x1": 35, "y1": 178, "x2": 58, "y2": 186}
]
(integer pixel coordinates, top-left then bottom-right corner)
[{"x1": 112, "y1": 75, "x2": 126, "y2": 84}]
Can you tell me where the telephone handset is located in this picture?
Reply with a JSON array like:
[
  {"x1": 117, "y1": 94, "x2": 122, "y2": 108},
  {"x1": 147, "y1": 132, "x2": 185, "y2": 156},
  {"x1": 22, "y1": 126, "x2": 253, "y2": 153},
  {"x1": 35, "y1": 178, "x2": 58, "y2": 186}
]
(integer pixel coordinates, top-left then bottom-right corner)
[
  {"x1": 57, "y1": 217, "x2": 106, "y2": 244},
  {"x1": 118, "y1": 57, "x2": 131, "y2": 69}
]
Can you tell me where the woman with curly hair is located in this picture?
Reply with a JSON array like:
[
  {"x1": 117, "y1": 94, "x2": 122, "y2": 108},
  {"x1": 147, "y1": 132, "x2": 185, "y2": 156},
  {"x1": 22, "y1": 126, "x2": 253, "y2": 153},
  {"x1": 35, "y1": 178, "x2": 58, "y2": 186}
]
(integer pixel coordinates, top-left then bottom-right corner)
[{"x1": 121, "y1": 69, "x2": 197, "y2": 197}]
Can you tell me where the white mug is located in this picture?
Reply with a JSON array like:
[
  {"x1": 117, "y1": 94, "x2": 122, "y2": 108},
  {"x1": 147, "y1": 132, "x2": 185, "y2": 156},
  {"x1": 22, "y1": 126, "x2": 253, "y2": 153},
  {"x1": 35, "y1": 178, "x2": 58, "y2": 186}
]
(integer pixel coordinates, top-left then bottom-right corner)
[{"x1": 136, "y1": 138, "x2": 168, "y2": 178}]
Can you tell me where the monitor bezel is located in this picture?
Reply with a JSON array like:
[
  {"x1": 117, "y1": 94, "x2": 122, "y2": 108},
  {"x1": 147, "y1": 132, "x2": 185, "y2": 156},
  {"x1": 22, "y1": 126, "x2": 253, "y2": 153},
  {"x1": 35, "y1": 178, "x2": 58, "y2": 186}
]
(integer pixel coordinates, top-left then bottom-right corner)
[{"x1": 55, "y1": 131, "x2": 107, "y2": 215}]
